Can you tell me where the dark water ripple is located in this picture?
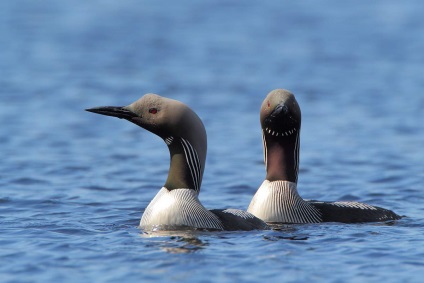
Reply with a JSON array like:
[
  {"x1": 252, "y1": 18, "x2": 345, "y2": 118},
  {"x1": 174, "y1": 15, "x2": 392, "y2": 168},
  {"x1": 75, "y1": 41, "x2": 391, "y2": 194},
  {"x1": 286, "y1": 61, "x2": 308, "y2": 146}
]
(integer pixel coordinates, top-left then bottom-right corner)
[{"x1": 1, "y1": 0, "x2": 424, "y2": 282}]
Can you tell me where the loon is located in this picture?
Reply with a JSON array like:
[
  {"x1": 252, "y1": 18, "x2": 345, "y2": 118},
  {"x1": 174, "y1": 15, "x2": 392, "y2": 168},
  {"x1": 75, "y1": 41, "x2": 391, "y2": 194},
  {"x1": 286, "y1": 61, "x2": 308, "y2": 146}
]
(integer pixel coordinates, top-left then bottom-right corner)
[
  {"x1": 247, "y1": 89, "x2": 401, "y2": 223},
  {"x1": 87, "y1": 94, "x2": 269, "y2": 231}
]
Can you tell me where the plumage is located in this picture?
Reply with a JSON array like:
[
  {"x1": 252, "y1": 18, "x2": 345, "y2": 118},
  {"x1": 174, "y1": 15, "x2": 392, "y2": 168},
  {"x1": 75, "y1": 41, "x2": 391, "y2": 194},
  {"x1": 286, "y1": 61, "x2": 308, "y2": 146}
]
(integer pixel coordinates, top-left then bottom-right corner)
[
  {"x1": 87, "y1": 93, "x2": 269, "y2": 231},
  {"x1": 248, "y1": 89, "x2": 401, "y2": 223}
]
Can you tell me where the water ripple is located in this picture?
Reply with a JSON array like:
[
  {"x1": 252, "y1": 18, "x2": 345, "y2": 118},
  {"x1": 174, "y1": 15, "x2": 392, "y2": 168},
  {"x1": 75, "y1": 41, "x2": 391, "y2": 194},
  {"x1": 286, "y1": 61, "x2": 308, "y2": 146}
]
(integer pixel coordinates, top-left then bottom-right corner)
[{"x1": 1, "y1": 0, "x2": 423, "y2": 282}]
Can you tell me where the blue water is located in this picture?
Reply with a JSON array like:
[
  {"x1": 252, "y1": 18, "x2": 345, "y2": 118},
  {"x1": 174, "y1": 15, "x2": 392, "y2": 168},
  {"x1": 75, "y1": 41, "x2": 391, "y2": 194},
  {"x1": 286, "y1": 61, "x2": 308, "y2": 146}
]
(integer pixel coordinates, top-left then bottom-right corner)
[{"x1": 1, "y1": 0, "x2": 423, "y2": 282}]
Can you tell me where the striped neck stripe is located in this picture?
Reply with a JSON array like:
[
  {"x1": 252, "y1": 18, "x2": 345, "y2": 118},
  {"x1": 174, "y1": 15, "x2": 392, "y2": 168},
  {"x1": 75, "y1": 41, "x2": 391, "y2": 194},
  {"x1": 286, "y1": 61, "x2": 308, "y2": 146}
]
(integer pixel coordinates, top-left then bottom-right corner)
[
  {"x1": 165, "y1": 136, "x2": 174, "y2": 145},
  {"x1": 180, "y1": 138, "x2": 202, "y2": 192},
  {"x1": 293, "y1": 130, "x2": 299, "y2": 183}
]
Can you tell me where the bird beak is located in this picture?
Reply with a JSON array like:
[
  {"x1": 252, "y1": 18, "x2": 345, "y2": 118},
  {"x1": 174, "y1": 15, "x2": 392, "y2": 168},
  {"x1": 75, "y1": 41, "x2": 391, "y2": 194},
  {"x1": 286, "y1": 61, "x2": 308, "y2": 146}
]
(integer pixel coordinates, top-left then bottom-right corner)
[
  {"x1": 269, "y1": 103, "x2": 288, "y2": 119},
  {"x1": 85, "y1": 106, "x2": 139, "y2": 120},
  {"x1": 264, "y1": 103, "x2": 289, "y2": 124}
]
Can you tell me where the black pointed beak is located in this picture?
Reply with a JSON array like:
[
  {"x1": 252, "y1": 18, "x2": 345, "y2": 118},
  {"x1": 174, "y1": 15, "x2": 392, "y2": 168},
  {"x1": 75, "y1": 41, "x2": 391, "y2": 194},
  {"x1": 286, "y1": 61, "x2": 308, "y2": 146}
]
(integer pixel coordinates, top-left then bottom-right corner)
[
  {"x1": 269, "y1": 104, "x2": 289, "y2": 119},
  {"x1": 264, "y1": 102, "x2": 299, "y2": 130},
  {"x1": 85, "y1": 106, "x2": 139, "y2": 120},
  {"x1": 265, "y1": 103, "x2": 289, "y2": 124}
]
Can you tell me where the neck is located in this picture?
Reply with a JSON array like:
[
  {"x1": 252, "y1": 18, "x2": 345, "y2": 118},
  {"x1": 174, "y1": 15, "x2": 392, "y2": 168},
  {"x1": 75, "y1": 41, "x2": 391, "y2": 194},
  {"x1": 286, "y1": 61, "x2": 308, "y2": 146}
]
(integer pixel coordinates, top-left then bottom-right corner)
[
  {"x1": 263, "y1": 130, "x2": 300, "y2": 183},
  {"x1": 164, "y1": 137, "x2": 204, "y2": 192}
]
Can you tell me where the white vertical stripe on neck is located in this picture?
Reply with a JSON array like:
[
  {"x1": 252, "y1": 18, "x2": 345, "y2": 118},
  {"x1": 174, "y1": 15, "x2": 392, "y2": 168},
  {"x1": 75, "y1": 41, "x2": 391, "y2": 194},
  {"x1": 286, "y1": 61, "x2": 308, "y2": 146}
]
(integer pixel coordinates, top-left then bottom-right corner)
[
  {"x1": 262, "y1": 130, "x2": 268, "y2": 169},
  {"x1": 180, "y1": 138, "x2": 202, "y2": 192},
  {"x1": 294, "y1": 130, "x2": 300, "y2": 183}
]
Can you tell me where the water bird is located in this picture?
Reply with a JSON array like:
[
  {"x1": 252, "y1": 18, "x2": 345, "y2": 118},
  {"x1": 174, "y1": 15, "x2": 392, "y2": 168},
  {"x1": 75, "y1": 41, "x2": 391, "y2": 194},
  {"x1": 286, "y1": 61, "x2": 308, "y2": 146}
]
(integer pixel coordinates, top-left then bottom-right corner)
[
  {"x1": 247, "y1": 89, "x2": 402, "y2": 223},
  {"x1": 87, "y1": 94, "x2": 269, "y2": 231}
]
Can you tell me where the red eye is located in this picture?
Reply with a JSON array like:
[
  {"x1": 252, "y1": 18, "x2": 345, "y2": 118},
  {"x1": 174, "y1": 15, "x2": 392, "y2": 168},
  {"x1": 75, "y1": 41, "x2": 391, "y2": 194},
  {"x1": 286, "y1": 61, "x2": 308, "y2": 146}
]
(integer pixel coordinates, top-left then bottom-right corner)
[
  {"x1": 267, "y1": 101, "x2": 270, "y2": 108},
  {"x1": 149, "y1": 108, "x2": 158, "y2": 114}
]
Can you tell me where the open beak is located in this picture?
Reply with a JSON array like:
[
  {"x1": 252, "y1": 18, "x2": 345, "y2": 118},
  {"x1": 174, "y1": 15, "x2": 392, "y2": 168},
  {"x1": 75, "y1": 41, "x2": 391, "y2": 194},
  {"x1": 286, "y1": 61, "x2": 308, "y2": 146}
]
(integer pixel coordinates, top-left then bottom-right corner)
[{"x1": 85, "y1": 106, "x2": 139, "y2": 120}]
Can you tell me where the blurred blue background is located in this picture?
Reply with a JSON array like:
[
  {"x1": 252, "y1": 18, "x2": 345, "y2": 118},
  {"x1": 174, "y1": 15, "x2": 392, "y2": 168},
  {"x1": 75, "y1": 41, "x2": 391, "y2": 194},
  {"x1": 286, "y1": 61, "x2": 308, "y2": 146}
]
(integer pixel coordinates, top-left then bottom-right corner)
[{"x1": 1, "y1": 1, "x2": 423, "y2": 282}]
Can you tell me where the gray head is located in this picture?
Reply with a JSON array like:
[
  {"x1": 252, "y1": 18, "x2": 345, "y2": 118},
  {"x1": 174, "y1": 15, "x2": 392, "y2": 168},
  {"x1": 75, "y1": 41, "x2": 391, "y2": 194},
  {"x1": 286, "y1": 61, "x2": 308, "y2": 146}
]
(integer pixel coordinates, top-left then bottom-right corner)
[
  {"x1": 260, "y1": 89, "x2": 301, "y2": 137},
  {"x1": 86, "y1": 93, "x2": 207, "y2": 191},
  {"x1": 260, "y1": 89, "x2": 301, "y2": 183}
]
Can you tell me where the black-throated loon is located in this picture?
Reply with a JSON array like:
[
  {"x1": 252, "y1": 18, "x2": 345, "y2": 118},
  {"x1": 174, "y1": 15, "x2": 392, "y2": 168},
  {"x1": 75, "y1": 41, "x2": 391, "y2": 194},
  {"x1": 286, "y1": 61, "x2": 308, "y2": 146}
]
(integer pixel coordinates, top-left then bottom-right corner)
[
  {"x1": 247, "y1": 89, "x2": 401, "y2": 223},
  {"x1": 87, "y1": 94, "x2": 269, "y2": 231}
]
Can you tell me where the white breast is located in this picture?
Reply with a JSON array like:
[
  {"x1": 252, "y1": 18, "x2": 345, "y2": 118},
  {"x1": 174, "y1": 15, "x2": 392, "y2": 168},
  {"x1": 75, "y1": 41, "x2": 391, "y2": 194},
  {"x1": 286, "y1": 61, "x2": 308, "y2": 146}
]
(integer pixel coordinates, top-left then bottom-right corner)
[
  {"x1": 140, "y1": 187, "x2": 224, "y2": 231},
  {"x1": 247, "y1": 180, "x2": 322, "y2": 223}
]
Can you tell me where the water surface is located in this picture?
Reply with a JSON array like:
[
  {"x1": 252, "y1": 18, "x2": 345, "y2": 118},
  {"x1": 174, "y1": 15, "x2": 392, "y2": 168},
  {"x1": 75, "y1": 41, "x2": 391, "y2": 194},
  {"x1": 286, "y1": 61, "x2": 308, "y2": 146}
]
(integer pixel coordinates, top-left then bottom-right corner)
[{"x1": 1, "y1": 1, "x2": 423, "y2": 282}]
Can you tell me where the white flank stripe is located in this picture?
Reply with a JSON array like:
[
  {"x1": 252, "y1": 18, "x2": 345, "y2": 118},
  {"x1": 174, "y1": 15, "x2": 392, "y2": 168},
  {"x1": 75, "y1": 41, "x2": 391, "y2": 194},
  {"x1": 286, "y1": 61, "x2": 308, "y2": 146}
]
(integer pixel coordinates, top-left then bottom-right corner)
[
  {"x1": 222, "y1": 209, "x2": 256, "y2": 219},
  {"x1": 331, "y1": 201, "x2": 378, "y2": 210}
]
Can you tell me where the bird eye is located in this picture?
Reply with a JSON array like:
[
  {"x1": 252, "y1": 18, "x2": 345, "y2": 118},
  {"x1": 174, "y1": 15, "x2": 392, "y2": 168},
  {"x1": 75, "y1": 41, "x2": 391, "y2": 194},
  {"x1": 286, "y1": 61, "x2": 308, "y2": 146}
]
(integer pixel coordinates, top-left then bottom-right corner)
[
  {"x1": 267, "y1": 101, "x2": 271, "y2": 108},
  {"x1": 149, "y1": 108, "x2": 158, "y2": 114}
]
